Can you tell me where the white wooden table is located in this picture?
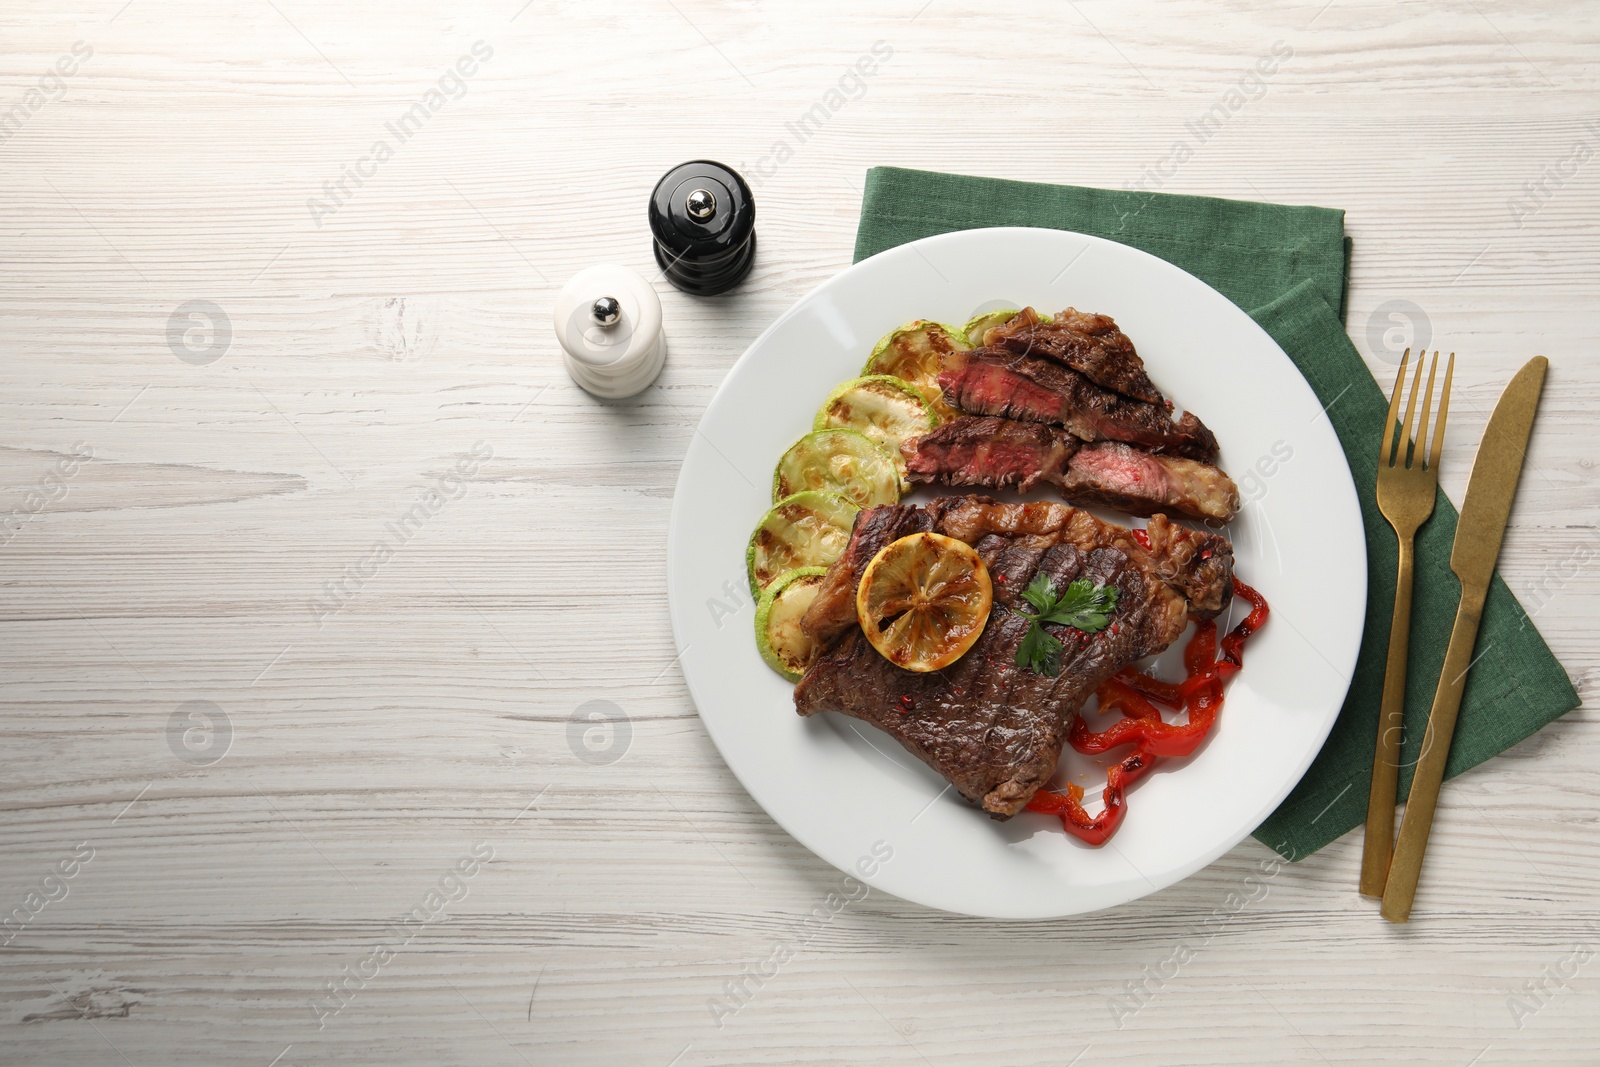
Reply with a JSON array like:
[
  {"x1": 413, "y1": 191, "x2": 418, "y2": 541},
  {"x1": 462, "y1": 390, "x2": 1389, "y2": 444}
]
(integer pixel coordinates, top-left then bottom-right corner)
[{"x1": 3, "y1": 2, "x2": 1597, "y2": 1063}]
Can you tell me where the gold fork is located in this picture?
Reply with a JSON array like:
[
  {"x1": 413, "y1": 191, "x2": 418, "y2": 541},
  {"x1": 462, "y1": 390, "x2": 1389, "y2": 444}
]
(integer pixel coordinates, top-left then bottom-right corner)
[{"x1": 1359, "y1": 348, "x2": 1454, "y2": 898}]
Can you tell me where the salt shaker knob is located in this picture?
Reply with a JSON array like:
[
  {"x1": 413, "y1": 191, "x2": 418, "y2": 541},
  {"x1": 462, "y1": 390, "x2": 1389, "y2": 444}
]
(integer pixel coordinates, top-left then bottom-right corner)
[
  {"x1": 648, "y1": 160, "x2": 756, "y2": 296},
  {"x1": 590, "y1": 296, "x2": 621, "y2": 327},
  {"x1": 553, "y1": 265, "x2": 667, "y2": 399}
]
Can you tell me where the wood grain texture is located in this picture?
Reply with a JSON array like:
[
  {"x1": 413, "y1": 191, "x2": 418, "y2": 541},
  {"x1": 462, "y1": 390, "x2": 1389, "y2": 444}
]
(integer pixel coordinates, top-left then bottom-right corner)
[{"x1": 2, "y1": 1, "x2": 1597, "y2": 1064}]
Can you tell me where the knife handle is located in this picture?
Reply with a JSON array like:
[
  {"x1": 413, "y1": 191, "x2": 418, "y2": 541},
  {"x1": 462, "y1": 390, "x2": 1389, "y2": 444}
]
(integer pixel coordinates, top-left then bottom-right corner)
[
  {"x1": 1380, "y1": 587, "x2": 1487, "y2": 923},
  {"x1": 1359, "y1": 536, "x2": 1416, "y2": 897}
]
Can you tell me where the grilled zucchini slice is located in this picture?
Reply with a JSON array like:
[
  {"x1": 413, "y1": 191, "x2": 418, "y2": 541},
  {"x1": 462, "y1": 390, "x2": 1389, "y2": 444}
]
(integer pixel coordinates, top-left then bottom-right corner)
[
  {"x1": 754, "y1": 566, "x2": 830, "y2": 681},
  {"x1": 960, "y1": 308, "x2": 1021, "y2": 347},
  {"x1": 772, "y1": 428, "x2": 902, "y2": 508},
  {"x1": 861, "y1": 320, "x2": 970, "y2": 421},
  {"x1": 813, "y1": 375, "x2": 938, "y2": 474},
  {"x1": 745, "y1": 491, "x2": 859, "y2": 597}
]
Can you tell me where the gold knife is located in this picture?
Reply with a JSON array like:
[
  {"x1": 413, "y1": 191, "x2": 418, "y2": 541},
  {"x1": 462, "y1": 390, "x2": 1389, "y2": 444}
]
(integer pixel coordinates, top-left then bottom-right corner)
[{"x1": 1380, "y1": 355, "x2": 1548, "y2": 923}]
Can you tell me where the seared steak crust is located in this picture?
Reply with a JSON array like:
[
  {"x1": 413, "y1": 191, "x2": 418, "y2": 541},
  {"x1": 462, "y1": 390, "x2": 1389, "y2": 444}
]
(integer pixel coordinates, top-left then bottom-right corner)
[
  {"x1": 793, "y1": 497, "x2": 1235, "y2": 816},
  {"x1": 939, "y1": 349, "x2": 1219, "y2": 462},
  {"x1": 1141, "y1": 513, "x2": 1234, "y2": 619},
  {"x1": 981, "y1": 307, "x2": 1164, "y2": 405}
]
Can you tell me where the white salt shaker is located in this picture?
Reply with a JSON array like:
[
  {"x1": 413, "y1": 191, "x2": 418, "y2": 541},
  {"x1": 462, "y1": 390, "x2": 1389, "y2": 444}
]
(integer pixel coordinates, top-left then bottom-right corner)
[{"x1": 553, "y1": 264, "x2": 667, "y2": 399}]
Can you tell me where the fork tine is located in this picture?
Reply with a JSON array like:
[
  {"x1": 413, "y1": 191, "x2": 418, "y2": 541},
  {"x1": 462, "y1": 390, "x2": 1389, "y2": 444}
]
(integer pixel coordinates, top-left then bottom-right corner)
[
  {"x1": 1399, "y1": 350, "x2": 1425, "y2": 468},
  {"x1": 1413, "y1": 351, "x2": 1438, "y2": 470},
  {"x1": 1428, "y1": 351, "x2": 1455, "y2": 472},
  {"x1": 1383, "y1": 348, "x2": 1411, "y2": 467}
]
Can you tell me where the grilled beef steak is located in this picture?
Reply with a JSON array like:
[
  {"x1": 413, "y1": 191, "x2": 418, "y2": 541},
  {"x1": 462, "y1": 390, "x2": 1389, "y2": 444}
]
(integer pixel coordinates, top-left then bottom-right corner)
[
  {"x1": 903, "y1": 416, "x2": 1240, "y2": 523},
  {"x1": 939, "y1": 348, "x2": 1219, "y2": 462},
  {"x1": 794, "y1": 497, "x2": 1235, "y2": 817},
  {"x1": 981, "y1": 306, "x2": 1165, "y2": 405}
]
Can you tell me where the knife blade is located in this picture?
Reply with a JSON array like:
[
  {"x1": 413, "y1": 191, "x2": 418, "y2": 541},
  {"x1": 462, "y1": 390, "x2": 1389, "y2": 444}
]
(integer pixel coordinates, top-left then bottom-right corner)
[{"x1": 1380, "y1": 355, "x2": 1548, "y2": 923}]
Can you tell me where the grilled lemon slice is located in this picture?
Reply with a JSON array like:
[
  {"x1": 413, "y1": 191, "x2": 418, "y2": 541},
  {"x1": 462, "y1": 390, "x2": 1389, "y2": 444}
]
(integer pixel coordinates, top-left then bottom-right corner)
[
  {"x1": 746, "y1": 491, "x2": 859, "y2": 598},
  {"x1": 754, "y1": 566, "x2": 830, "y2": 681},
  {"x1": 856, "y1": 532, "x2": 992, "y2": 673}
]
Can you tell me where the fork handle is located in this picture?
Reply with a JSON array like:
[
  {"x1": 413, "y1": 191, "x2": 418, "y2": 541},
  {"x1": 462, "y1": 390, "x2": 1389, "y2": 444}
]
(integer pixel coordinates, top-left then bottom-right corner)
[{"x1": 1358, "y1": 534, "x2": 1416, "y2": 897}]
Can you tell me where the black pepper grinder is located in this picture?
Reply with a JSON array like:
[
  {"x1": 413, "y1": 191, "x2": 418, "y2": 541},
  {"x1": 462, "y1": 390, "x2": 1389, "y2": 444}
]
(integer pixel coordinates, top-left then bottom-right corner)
[{"x1": 648, "y1": 160, "x2": 756, "y2": 296}]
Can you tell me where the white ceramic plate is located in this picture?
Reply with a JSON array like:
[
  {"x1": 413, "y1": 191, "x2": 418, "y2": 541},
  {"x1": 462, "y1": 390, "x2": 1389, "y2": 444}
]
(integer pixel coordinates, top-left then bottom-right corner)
[{"x1": 667, "y1": 227, "x2": 1365, "y2": 918}]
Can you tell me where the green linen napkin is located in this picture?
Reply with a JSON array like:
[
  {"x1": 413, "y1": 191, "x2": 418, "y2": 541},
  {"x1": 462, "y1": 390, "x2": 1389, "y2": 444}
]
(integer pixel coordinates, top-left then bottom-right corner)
[{"x1": 852, "y1": 165, "x2": 1580, "y2": 860}]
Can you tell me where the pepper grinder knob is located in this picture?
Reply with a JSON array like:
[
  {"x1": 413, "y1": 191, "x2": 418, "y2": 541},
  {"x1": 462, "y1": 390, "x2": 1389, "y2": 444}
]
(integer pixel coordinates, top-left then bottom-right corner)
[
  {"x1": 685, "y1": 188, "x2": 716, "y2": 220},
  {"x1": 648, "y1": 160, "x2": 756, "y2": 296},
  {"x1": 553, "y1": 265, "x2": 667, "y2": 399}
]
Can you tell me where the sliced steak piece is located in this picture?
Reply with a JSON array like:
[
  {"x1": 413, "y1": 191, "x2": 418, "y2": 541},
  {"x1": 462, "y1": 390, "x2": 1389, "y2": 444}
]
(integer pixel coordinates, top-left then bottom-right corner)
[
  {"x1": 793, "y1": 496, "x2": 1218, "y2": 817},
  {"x1": 939, "y1": 348, "x2": 1219, "y2": 462},
  {"x1": 983, "y1": 307, "x2": 1164, "y2": 405},
  {"x1": 902, "y1": 417, "x2": 1239, "y2": 524},
  {"x1": 902, "y1": 416, "x2": 1079, "y2": 493},
  {"x1": 1059, "y1": 441, "x2": 1240, "y2": 524}
]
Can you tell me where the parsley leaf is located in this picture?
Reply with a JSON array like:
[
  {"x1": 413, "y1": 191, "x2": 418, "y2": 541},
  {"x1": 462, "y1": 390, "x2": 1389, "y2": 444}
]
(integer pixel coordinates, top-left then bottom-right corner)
[
  {"x1": 1043, "y1": 578, "x2": 1120, "y2": 632},
  {"x1": 1012, "y1": 574, "x2": 1120, "y2": 676},
  {"x1": 1015, "y1": 622, "x2": 1063, "y2": 677},
  {"x1": 1020, "y1": 573, "x2": 1057, "y2": 614}
]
